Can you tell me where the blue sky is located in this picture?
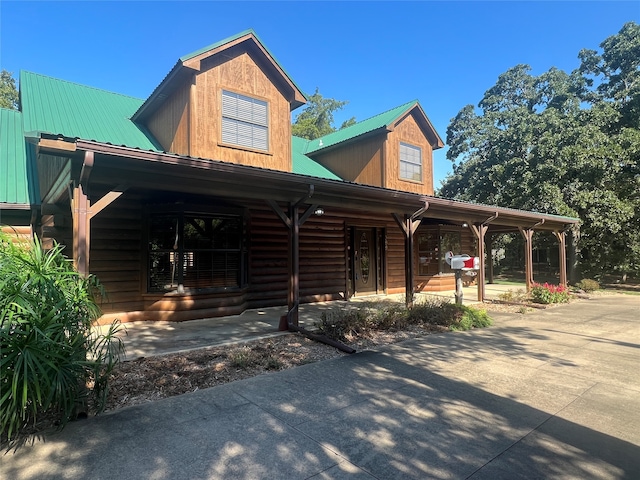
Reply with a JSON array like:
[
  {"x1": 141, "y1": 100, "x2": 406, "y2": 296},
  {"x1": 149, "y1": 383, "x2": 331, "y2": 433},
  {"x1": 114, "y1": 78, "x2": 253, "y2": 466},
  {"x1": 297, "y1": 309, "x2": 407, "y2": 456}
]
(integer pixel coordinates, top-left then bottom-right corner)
[{"x1": 1, "y1": 1, "x2": 638, "y2": 187}]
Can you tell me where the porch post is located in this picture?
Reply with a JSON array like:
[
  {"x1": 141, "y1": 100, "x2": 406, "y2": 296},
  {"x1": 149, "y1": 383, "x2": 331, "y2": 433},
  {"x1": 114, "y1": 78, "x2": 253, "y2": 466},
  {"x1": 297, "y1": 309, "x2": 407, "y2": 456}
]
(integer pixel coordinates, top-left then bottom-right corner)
[
  {"x1": 519, "y1": 227, "x2": 535, "y2": 291},
  {"x1": 288, "y1": 203, "x2": 300, "y2": 326},
  {"x1": 392, "y1": 209, "x2": 425, "y2": 309},
  {"x1": 72, "y1": 151, "x2": 94, "y2": 277},
  {"x1": 469, "y1": 223, "x2": 488, "y2": 301},
  {"x1": 267, "y1": 197, "x2": 318, "y2": 328},
  {"x1": 72, "y1": 185, "x2": 90, "y2": 277},
  {"x1": 487, "y1": 233, "x2": 495, "y2": 284},
  {"x1": 405, "y1": 216, "x2": 415, "y2": 307},
  {"x1": 554, "y1": 230, "x2": 567, "y2": 287}
]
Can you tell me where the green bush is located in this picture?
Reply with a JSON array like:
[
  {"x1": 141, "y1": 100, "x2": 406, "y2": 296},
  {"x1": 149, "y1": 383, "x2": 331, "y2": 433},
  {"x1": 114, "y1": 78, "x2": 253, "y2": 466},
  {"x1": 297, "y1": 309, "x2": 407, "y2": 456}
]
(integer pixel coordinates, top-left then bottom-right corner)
[
  {"x1": 316, "y1": 297, "x2": 493, "y2": 341},
  {"x1": 576, "y1": 279, "x2": 600, "y2": 292},
  {"x1": 0, "y1": 234, "x2": 124, "y2": 441},
  {"x1": 451, "y1": 306, "x2": 493, "y2": 331},
  {"x1": 497, "y1": 288, "x2": 528, "y2": 304},
  {"x1": 530, "y1": 282, "x2": 571, "y2": 304}
]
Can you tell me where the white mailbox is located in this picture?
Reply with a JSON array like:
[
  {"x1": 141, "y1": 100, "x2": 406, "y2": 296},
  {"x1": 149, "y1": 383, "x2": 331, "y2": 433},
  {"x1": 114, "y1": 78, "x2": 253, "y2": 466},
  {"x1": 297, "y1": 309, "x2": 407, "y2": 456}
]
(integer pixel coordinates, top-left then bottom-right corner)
[{"x1": 445, "y1": 252, "x2": 480, "y2": 271}]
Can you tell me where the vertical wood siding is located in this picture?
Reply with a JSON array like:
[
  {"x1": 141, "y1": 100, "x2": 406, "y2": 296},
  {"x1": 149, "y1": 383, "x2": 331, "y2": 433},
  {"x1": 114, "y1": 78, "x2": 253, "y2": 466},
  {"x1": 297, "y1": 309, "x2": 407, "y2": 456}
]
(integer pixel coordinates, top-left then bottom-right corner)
[
  {"x1": 146, "y1": 81, "x2": 191, "y2": 155},
  {"x1": 310, "y1": 133, "x2": 385, "y2": 186}
]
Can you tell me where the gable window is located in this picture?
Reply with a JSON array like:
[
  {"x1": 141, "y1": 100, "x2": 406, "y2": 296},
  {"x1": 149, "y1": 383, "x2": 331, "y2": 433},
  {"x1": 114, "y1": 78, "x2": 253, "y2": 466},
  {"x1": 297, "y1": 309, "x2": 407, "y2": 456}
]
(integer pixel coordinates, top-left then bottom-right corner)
[
  {"x1": 399, "y1": 142, "x2": 422, "y2": 182},
  {"x1": 221, "y1": 90, "x2": 269, "y2": 151},
  {"x1": 148, "y1": 211, "x2": 245, "y2": 293}
]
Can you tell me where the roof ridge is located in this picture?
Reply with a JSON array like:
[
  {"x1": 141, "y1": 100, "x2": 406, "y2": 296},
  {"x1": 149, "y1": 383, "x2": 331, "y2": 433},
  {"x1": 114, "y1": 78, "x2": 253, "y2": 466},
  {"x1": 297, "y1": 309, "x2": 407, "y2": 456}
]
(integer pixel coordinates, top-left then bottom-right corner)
[
  {"x1": 305, "y1": 99, "x2": 420, "y2": 153},
  {"x1": 179, "y1": 28, "x2": 256, "y2": 62},
  {"x1": 20, "y1": 70, "x2": 145, "y2": 102},
  {"x1": 315, "y1": 99, "x2": 418, "y2": 141},
  {"x1": 349, "y1": 99, "x2": 418, "y2": 126},
  {"x1": 0, "y1": 107, "x2": 21, "y2": 115}
]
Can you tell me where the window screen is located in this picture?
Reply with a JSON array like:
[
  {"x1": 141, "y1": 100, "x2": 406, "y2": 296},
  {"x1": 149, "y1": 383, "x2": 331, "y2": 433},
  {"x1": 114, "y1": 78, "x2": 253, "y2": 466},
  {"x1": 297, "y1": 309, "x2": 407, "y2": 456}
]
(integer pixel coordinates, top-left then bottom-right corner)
[{"x1": 222, "y1": 90, "x2": 268, "y2": 151}]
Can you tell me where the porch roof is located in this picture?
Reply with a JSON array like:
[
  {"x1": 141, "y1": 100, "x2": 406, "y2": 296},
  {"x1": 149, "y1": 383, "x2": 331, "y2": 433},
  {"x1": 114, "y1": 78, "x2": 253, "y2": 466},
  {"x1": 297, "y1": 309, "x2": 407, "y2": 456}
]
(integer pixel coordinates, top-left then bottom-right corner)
[{"x1": 75, "y1": 138, "x2": 579, "y2": 232}]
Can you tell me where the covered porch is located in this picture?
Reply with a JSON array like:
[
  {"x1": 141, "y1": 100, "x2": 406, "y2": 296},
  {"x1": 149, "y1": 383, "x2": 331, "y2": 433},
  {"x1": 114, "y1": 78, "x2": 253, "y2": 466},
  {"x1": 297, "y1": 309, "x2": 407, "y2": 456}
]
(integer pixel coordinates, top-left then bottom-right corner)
[{"x1": 103, "y1": 282, "x2": 526, "y2": 360}]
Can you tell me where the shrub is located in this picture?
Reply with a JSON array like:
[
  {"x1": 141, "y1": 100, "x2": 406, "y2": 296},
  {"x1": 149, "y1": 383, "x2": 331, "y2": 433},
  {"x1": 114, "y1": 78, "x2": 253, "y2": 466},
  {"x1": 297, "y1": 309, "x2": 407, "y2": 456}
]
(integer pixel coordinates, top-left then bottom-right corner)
[
  {"x1": 451, "y1": 306, "x2": 493, "y2": 331},
  {"x1": 0, "y1": 234, "x2": 124, "y2": 441},
  {"x1": 227, "y1": 346, "x2": 258, "y2": 368},
  {"x1": 530, "y1": 282, "x2": 570, "y2": 304},
  {"x1": 315, "y1": 297, "x2": 493, "y2": 340},
  {"x1": 316, "y1": 308, "x2": 373, "y2": 342},
  {"x1": 576, "y1": 279, "x2": 600, "y2": 292},
  {"x1": 497, "y1": 288, "x2": 528, "y2": 304}
]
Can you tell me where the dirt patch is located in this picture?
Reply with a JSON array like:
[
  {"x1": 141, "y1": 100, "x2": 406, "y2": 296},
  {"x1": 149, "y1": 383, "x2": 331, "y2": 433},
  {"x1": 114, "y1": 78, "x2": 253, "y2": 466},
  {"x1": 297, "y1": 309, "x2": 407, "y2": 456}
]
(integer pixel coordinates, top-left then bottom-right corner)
[{"x1": 103, "y1": 302, "x2": 526, "y2": 413}]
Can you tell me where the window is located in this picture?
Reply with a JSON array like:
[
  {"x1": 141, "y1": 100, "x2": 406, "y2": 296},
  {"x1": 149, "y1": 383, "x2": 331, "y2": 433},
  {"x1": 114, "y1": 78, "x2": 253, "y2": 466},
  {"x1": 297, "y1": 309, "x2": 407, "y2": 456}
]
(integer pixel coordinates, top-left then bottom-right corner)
[
  {"x1": 148, "y1": 212, "x2": 244, "y2": 293},
  {"x1": 416, "y1": 226, "x2": 462, "y2": 275},
  {"x1": 221, "y1": 90, "x2": 269, "y2": 151},
  {"x1": 399, "y1": 142, "x2": 422, "y2": 182}
]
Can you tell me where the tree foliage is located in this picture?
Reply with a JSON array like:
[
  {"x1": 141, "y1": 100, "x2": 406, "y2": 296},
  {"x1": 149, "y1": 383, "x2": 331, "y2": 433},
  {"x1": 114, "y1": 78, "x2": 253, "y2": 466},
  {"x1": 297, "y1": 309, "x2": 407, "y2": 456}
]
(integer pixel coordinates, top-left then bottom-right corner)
[
  {"x1": 292, "y1": 88, "x2": 355, "y2": 139},
  {"x1": 0, "y1": 70, "x2": 19, "y2": 110},
  {"x1": 441, "y1": 22, "x2": 640, "y2": 279}
]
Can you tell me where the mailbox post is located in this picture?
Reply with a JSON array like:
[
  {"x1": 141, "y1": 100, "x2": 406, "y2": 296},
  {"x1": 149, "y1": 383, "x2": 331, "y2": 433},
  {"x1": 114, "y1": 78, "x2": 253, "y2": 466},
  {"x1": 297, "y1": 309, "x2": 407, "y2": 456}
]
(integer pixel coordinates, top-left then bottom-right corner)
[{"x1": 445, "y1": 252, "x2": 481, "y2": 305}]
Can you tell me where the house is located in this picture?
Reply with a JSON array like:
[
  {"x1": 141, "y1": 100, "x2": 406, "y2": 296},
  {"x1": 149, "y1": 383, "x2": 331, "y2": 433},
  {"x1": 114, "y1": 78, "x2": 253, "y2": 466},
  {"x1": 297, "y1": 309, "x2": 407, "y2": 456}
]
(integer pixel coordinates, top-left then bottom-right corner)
[{"x1": 0, "y1": 30, "x2": 578, "y2": 324}]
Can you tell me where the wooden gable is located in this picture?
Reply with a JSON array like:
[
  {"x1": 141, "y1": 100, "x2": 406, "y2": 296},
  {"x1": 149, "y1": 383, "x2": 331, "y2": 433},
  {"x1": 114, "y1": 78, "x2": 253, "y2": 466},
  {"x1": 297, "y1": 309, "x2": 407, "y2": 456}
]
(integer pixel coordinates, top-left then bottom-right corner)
[
  {"x1": 305, "y1": 103, "x2": 442, "y2": 195},
  {"x1": 135, "y1": 31, "x2": 306, "y2": 172},
  {"x1": 385, "y1": 108, "x2": 437, "y2": 195}
]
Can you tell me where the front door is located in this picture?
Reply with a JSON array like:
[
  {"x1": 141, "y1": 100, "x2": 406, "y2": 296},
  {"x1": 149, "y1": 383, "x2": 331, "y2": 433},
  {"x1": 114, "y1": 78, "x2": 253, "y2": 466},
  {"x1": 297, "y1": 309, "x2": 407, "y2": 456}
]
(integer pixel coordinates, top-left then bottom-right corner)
[{"x1": 354, "y1": 228, "x2": 377, "y2": 295}]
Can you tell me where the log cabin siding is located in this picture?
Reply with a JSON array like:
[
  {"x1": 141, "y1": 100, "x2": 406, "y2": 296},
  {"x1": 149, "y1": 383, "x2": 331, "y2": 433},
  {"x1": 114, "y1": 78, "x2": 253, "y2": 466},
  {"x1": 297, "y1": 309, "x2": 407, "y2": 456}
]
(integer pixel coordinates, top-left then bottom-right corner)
[
  {"x1": 1, "y1": 225, "x2": 32, "y2": 245},
  {"x1": 82, "y1": 189, "x2": 475, "y2": 323},
  {"x1": 89, "y1": 189, "x2": 144, "y2": 315},
  {"x1": 310, "y1": 133, "x2": 385, "y2": 186},
  {"x1": 386, "y1": 113, "x2": 434, "y2": 195}
]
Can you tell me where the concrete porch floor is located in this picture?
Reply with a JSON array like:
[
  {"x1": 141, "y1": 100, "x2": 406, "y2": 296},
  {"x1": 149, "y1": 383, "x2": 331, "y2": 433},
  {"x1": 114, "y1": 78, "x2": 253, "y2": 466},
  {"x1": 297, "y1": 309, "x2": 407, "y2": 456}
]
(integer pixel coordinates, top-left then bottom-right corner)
[{"x1": 98, "y1": 282, "x2": 526, "y2": 360}]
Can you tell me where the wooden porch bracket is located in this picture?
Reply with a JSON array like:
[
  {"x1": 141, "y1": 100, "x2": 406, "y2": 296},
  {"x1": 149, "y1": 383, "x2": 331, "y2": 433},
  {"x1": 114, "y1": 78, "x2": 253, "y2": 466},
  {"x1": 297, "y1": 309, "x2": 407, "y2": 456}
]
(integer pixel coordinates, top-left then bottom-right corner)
[
  {"x1": 519, "y1": 219, "x2": 544, "y2": 291},
  {"x1": 89, "y1": 184, "x2": 129, "y2": 220},
  {"x1": 553, "y1": 230, "x2": 568, "y2": 287},
  {"x1": 392, "y1": 201, "x2": 429, "y2": 307},
  {"x1": 467, "y1": 213, "x2": 498, "y2": 301},
  {"x1": 266, "y1": 188, "x2": 317, "y2": 328}
]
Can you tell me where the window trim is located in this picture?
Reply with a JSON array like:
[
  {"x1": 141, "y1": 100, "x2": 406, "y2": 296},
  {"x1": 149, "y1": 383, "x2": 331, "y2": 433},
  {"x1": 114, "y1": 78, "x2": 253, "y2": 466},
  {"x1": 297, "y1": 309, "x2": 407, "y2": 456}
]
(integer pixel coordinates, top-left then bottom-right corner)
[
  {"x1": 399, "y1": 142, "x2": 423, "y2": 183},
  {"x1": 145, "y1": 203, "x2": 248, "y2": 295},
  {"x1": 220, "y1": 89, "x2": 270, "y2": 153}
]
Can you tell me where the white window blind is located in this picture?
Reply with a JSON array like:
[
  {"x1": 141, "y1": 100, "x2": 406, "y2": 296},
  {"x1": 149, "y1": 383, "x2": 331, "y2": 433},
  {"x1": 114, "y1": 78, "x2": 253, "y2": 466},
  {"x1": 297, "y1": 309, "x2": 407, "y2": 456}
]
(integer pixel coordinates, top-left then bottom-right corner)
[
  {"x1": 221, "y1": 91, "x2": 269, "y2": 151},
  {"x1": 399, "y1": 142, "x2": 422, "y2": 182}
]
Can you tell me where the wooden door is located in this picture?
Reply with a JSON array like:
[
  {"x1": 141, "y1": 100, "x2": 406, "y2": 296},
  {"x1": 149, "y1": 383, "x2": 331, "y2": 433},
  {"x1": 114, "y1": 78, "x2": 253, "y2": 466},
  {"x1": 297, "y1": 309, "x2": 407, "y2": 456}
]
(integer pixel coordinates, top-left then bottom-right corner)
[{"x1": 354, "y1": 228, "x2": 377, "y2": 294}]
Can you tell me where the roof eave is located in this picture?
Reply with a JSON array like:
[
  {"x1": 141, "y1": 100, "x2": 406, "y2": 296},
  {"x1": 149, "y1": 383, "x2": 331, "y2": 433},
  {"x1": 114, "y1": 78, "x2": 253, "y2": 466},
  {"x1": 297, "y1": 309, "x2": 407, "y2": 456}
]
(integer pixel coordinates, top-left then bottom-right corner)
[{"x1": 73, "y1": 139, "x2": 578, "y2": 229}]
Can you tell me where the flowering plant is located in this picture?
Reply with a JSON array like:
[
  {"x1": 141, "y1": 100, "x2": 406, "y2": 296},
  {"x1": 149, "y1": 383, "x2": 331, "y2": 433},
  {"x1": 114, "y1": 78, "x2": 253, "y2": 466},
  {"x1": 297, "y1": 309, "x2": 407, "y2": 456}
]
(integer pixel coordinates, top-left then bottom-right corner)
[{"x1": 530, "y1": 282, "x2": 570, "y2": 304}]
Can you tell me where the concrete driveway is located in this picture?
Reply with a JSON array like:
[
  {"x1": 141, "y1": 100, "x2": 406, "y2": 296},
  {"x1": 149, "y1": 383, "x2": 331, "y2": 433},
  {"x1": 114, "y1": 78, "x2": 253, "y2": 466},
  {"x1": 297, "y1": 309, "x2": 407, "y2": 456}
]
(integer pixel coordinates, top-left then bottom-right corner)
[{"x1": 2, "y1": 294, "x2": 639, "y2": 479}]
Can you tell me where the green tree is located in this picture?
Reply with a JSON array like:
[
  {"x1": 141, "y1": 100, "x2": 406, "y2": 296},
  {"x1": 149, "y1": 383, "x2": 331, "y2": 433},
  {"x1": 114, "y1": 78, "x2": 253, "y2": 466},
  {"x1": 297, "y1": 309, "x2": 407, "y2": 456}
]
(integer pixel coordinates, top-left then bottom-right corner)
[
  {"x1": 441, "y1": 22, "x2": 640, "y2": 280},
  {"x1": 292, "y1": 88, "x2": 355, "y2": 139},
  {"x1": 0, "y1": 70, "x2": 19, "y2": 110}
]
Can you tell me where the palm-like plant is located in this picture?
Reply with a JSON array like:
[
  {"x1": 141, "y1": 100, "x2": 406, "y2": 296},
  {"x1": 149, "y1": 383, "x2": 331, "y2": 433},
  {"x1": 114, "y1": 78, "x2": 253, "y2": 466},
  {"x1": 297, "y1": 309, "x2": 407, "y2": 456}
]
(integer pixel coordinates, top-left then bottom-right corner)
[{"x1": 0, "y1": 233, "x2": 124, "y2": 441}]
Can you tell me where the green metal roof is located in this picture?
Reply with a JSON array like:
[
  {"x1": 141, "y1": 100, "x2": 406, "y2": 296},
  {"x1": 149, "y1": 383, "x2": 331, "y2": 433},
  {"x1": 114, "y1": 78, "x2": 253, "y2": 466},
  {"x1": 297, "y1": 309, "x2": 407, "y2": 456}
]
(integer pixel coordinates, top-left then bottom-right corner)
[
  {"x1": 305, "y1": 100, "x2": 419, "y2": 154},
  {"x1": 292, "y1": 136, "x2": 341, "y2": 180},
  {"x1": 0, "y1": 108, "x2": 39, "y2": 205},
  {"x1": 20, "y1": 71, "x2": 161, "y2": 150}
]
